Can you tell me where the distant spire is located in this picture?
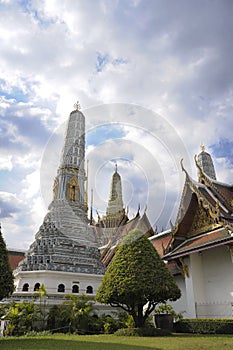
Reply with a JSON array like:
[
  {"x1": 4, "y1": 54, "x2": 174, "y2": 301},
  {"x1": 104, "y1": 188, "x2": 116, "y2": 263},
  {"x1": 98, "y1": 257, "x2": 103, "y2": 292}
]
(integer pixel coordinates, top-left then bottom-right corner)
[
  {"x1": 197, "y1": 146, "x2": 216, "y2": 181},
  {"x1": 106, "y1": 166, "x2": 124, "y2": 216}
]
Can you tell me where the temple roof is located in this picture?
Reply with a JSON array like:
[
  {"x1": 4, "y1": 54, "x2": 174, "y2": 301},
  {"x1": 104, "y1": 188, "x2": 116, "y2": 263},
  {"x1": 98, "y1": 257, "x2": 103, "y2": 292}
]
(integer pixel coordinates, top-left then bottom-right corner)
[
  {"x1": 164, "y1": 227, "x2": 233, "y2": 260},
  {"x1": 99, "y1": 211, "x2": 154, "y2": 266},
  {"x1": 163, "y1": 154, "x2": 233, "y2": 259}
]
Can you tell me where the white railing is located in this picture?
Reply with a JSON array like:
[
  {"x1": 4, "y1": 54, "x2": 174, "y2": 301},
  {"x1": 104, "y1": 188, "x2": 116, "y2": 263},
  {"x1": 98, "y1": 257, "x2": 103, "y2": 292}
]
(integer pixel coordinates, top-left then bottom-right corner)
[{"x1": 195, "y1": 301, "x2": 232, "y2": 318}]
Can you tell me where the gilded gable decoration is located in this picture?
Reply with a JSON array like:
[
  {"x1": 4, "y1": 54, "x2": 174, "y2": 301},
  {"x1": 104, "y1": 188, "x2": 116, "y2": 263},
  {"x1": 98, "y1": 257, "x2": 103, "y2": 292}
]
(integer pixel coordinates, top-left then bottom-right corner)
[{"x1": 189, "y1": 200, "x2": 215, "y2": 236}]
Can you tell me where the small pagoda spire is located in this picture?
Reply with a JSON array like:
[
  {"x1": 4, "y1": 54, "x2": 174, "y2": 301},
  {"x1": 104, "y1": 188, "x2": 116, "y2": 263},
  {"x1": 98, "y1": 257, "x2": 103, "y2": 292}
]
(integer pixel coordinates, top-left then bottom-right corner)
[
  {"x1": 196, "y1": 146, "x2": 216, "y2": 181},
  {"x1": 106, "y1": 165, "x2": 124, "y2": 216}
]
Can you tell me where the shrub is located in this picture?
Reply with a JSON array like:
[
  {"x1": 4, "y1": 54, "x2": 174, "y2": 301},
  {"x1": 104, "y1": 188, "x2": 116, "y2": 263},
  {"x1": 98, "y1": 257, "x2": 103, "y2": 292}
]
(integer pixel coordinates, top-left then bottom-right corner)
[
  {"x1": 25, "y1": 330, "x2": 52, "y2": 337},
  {"x1": 174, "y1": 318, "x2": 233, "y2": 334},
  {"x1": 98, "y1": 314, "x2": 127, "y2": 334},
  {"x1": 115, "y1": 326, "x2": 171, "y2": 336}
]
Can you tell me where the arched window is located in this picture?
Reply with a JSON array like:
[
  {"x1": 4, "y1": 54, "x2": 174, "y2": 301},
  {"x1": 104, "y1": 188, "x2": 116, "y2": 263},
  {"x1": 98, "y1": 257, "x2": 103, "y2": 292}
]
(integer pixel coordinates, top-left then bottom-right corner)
[
  {"x1": 58, "y1": 284, "x2": 65, "y2": 293},
  {"x1": 86, "y1": 285, "x2": 93, "y2": 294},
  {"x1": 22, "y1": 283, "x2": 29, "y2": 292},
  {"x1": 72, "y1": 285, "x2": 79, "y2": 293},
  {"x1": 34, "y1": 283, "x2": 40, "y2": 291}
]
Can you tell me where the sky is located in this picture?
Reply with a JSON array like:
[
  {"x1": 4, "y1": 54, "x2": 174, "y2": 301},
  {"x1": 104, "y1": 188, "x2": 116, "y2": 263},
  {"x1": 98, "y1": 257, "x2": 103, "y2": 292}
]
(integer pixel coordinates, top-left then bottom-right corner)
[{"x1": 0, "y1": 0, "x2": 232, "y2": 250}]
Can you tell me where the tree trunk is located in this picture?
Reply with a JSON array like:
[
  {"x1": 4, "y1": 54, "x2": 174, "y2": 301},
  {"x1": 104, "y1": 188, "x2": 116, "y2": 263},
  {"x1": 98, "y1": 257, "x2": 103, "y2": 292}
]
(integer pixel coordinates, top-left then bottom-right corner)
[{"x1": 132, "y1": 304, "x2": 146, "y2": 328}]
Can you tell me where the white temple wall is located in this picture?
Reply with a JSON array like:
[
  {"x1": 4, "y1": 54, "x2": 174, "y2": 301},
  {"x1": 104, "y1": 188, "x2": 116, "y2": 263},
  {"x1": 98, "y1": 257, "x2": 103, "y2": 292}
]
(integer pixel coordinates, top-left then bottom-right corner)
[
  {"x1": 171, "y1": 274, "x2": 187, "y2": 317},
  {"x1": 198, "y1": 246, "x2": 233, "y2": 318},
  {"x1": 190, "y1": 253, "x2": 206, "y2": 303},
  {"x1": 14, "y1": 270, "x2": 103, "y2": 296},
  {"x1": 172, "y1": 247, "x2": 233, "y2": 318},
  {"x1": 202, "y1": 246, "x2": 232, "y2": 302}
]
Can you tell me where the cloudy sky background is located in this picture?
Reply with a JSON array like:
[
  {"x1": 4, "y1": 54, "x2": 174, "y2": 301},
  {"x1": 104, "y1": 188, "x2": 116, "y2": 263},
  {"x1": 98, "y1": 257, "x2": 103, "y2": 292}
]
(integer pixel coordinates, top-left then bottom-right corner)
[{"x1": 0, "y1": 0, "x2": 232, "y2": 249}]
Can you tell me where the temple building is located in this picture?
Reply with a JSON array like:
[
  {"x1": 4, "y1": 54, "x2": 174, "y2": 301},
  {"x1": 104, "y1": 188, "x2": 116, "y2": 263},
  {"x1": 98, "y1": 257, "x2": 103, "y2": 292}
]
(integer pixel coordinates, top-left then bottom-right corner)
[
  {"x1": 150, "y1": 146, "x2": 233, "y2": 318},
  {"x1": 9, "y1": 103, "x2": 154, "y2": 306},
  {"x1": 4, "y1": 104, "x2": 232, "y2": 319},
  {"x1": 13, "y1": 104, "x2": 105, "y2": 303}
]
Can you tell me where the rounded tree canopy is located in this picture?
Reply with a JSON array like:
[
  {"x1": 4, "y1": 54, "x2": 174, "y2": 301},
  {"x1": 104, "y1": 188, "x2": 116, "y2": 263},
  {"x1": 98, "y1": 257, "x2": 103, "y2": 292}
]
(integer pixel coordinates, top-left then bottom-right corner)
[{"x1": 96, "y1": 229, "x2": 181, "y2": 307}]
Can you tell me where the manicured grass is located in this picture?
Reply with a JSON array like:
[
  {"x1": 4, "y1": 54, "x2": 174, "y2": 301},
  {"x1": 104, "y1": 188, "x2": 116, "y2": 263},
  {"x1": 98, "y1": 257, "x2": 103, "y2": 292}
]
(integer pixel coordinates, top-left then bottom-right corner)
[{"x1": 0, "y1": 334, "x2": 232, "y2": 350}]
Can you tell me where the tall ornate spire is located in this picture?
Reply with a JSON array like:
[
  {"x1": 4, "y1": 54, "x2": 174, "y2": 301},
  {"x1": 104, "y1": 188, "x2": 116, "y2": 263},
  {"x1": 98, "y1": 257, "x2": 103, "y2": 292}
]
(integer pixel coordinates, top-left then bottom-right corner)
[
  {"x1": 106, "y1": 165, "x2": 124, "y2": 216},
  {"x1": 197, "y1": 145, "x2": 217, "y2": 181},
  {"x1": 53, "y1": 105, "x2": 86, "y2": 212},
  {"x1": 13, "y1": 104, "x2": 105, "y2": 287},
  {"x1": 96, "y1": 165, "x2": 128, "y2": 229}
]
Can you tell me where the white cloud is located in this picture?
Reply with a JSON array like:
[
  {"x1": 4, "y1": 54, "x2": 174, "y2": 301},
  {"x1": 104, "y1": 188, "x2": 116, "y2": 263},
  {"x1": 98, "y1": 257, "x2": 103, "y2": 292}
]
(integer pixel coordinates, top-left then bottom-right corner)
[
  {"x1": 0, "y1": 155, "x2": 13, "y2": 171},
  {"x1": 0, "y1": 0, "x2": 232, "y2": 247}
]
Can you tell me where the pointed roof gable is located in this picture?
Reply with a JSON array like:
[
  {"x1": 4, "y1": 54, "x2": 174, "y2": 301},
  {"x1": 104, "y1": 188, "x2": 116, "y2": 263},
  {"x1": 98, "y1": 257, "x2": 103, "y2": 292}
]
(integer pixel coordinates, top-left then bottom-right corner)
[
  {"x1": 99, "y1": 211, "x2": 154, "y2": 266},
  {"x1": 164, "y1": 154, "x2": 233, "y2": 259}
]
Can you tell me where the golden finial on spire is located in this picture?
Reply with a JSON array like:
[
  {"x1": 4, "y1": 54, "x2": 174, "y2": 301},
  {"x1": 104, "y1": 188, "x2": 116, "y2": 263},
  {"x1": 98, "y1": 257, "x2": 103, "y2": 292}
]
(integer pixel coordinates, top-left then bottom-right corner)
[
  {"x1": 74, "y1": 101, "x2": 81, "y2": 111},
  {"x1": 201, "y1": 144, "x2": 205, "y2": 152}
]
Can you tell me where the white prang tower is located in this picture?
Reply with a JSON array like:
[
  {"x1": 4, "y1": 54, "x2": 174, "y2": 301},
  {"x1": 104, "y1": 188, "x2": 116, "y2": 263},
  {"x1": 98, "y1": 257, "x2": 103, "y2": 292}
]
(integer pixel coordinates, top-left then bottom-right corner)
[{"x1": 13, "y1": 103, "x2": 105, "y2": 301}]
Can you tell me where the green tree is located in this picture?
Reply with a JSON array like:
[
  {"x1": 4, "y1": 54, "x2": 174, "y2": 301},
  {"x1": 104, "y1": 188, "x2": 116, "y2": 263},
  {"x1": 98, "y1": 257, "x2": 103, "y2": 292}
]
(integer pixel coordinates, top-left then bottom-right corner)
[
  {"x1": 5, "y1": 301, "x2": 40, "y2": 335},
  {"x1": 96, "y1": 229, "x2": 181, "y2": 328},
  {"x1": 35, "y1": 284, "x2": 48, "y2": 329},
  {"x1": 0, "y1": 225, "x2": 14, "y2": 300},
  {"x1": 47, "y1": 294, "x2": 96, "y2": 334},
  {"x1": 65, "y1": 294, "x2": 95, "y2": 333}
]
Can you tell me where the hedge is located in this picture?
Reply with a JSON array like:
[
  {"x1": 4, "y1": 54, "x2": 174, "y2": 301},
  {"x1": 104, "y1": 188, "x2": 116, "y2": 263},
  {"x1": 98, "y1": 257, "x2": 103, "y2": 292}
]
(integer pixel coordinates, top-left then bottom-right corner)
[
  {"x1": 174, "y1": 318, "x2": 233, "y2": 334},
  {"x1": 114, "y1": 327, "x2": 171, "y2": 337}
]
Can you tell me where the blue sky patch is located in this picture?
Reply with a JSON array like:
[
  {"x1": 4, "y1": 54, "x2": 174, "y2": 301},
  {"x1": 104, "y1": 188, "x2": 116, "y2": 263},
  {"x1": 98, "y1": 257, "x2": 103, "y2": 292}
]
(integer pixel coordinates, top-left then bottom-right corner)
[
  {"x1": 95, "y1": 53, "x2": 128, "y2": 72},
  {"x1": 18, "y1": 0, "x2": 55, "y2": 27},
  {"x1": 112, "y1": 57, "x2": 128, "y2": 66},
  {"x1": 96, "y1": 53, "x2": 109, "y2": 72},
  {"x1": 211, "y1": 139, "x2": 233, "y2": 164},
  {"x1": 0, "y1": 78, "x2": 30, "y2": 103},
  {"x1": 86, "y1": 124, "x2": 125, "y2": 147},
  {"x1": 0, "y1": 88, "x2": 29, "y2": 103}
]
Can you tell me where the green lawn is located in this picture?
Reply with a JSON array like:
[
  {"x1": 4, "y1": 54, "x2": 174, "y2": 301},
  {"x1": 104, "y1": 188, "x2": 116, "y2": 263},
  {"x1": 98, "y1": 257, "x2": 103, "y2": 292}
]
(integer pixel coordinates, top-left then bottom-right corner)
[{"x1": 0, "y1": 334, "x2": 232, "y2": 350}]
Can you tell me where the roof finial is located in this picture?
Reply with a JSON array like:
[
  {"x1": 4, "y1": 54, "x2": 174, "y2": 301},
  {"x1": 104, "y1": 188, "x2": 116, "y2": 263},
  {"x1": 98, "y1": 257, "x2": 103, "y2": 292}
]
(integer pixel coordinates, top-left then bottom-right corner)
[
  {"x1": 74, "y1": 101, "x2": 81, "y2": 111},
  {"x1": 115, "y1": 163, "x2": 118, "y2": 173},
  {"x1": 201, "y1": 144, "x2": 205, "y2": 152},
  {"x1": 194, "y1": 154, "x2": 204, "y2": 180}
]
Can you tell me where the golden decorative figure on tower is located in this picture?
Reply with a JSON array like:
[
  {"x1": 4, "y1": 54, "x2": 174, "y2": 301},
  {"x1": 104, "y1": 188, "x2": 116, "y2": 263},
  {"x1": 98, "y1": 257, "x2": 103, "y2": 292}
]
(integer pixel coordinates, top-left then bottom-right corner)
[
  {"x1": 201, "y1": 144, "x2": 205, "y2": 152},
  {"x1": 74, "y1": 101, "x2": 81, "y2": 111}
]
